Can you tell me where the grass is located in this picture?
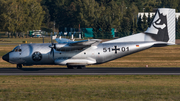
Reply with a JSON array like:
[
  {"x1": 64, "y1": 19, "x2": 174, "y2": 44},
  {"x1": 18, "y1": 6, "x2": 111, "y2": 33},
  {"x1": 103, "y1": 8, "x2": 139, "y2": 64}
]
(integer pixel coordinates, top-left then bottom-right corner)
[
  {"x1": 0, "y1": 37, "x2": 52, "y2": 43},
  {"x1": 0, "y1": 31, "x2": 54, "y2": 43},
  {"x1": 0, "y1": 75, "x2": 179, "y2": 100}
]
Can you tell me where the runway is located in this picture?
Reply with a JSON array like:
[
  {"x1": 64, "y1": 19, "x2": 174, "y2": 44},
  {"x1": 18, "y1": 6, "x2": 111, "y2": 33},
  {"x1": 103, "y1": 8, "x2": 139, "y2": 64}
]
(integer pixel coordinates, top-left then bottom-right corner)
[{"x1": 0, "y1": 68, "x2": 180, "y2": 75}]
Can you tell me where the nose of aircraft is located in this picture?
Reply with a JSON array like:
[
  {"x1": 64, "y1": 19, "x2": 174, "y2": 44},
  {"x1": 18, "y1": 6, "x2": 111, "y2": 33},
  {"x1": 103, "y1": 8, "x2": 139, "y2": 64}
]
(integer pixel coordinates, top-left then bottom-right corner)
[{"x1": 2, "y1": 53, "x2": 9, "y2": 62}]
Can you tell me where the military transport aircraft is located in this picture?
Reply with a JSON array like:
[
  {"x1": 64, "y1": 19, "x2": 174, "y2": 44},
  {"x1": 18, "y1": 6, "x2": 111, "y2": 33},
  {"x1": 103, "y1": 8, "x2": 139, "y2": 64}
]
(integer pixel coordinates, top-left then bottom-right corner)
[{"x1": 2, "y1": 8, "x2": 176, "y2": 69}]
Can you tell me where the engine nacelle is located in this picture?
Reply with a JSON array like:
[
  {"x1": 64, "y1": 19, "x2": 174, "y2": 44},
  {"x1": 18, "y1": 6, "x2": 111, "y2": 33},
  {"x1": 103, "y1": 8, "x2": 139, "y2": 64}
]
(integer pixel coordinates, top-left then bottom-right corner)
[{"x1": 54, "y1": 44, "x2": 66, "y2": 51}]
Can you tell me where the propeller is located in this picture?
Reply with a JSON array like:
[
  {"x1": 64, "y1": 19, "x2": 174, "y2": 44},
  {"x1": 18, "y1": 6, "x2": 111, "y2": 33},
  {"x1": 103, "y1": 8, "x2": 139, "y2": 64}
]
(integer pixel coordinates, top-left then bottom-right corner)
[
  {"x1": 49, "y1": 43, "x2": 55, "y2": 59},
  {"x1": 49, "y1": 33, "x2": 55, "y2": 59}
]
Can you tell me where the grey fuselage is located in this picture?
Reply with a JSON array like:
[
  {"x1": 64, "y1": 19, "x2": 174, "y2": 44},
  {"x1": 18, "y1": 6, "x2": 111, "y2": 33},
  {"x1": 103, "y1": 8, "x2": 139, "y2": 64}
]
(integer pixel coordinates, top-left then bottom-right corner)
[{"x1": 5, "y1": 41, "x2": 157, "y2": 66}]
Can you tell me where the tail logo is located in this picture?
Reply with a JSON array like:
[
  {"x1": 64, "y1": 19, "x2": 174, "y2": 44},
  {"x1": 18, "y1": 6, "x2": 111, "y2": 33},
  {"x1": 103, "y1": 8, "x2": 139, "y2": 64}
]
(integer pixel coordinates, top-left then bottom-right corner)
[
  {"x1": 145, "y1": 9, "x2": 169, "y2": 42},
  {"x1": 153, "y1": 10, "x2": 167, "y2": 30}
]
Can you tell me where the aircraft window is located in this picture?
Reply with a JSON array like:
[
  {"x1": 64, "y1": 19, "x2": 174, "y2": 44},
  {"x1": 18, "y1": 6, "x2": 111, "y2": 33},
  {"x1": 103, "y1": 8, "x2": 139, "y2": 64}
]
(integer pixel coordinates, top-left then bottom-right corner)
[
  {"x1": 13, "y1": 46, "x2": 21, "y2": 52},
  {"x1": 15, "y1": 49, "x2": 18, "y2": 52}
]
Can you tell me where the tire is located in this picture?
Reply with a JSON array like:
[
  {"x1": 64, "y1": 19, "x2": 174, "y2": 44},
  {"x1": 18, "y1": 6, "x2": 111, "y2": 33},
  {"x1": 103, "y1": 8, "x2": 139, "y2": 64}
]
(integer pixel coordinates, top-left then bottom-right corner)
[
  {"x1": 73, "y1": 66, "x2": 78, "y2": 69},
  {"x1": 17, "y1": 64, "x2": 22, "y2": 69},
  {"x1": 78, "y1": 66, "x2": 86, "y2": 69},
  {"x1": 67, "y1": 65, "x2": 73, "y2": 69},
  {"x1": 67, "y1": 65, "x2": 78, "y2": 69},
  {"x1": 67, "y1": 65, "x2": 86, "y2": 69}
]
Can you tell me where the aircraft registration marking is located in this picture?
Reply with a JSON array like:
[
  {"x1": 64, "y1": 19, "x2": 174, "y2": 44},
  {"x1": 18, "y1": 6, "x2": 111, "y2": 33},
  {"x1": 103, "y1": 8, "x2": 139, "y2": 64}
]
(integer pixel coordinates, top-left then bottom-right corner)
[{"x1": 103, "y1": 46, "x2": 129, "y2": 54}]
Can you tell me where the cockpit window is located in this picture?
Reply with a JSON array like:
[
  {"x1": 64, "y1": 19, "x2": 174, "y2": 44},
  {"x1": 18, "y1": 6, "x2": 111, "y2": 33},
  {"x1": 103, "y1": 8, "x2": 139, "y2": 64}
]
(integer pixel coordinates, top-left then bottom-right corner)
[{"x1": 12, "y1": 46, "x2": 22, "y2": 52}]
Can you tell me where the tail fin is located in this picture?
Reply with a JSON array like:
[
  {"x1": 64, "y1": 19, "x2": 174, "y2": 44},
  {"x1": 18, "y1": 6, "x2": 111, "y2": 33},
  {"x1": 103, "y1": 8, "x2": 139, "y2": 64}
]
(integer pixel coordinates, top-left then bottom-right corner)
[{"x1": 145, "y1": 8, "x2": 175, "y2": 44}]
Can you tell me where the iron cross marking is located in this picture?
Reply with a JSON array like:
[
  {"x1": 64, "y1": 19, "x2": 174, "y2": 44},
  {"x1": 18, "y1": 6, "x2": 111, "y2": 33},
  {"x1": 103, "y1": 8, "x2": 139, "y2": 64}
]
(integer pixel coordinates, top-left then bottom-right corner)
[{"x1": 112, "y1": 46, "x2": 120, "y2": 54}]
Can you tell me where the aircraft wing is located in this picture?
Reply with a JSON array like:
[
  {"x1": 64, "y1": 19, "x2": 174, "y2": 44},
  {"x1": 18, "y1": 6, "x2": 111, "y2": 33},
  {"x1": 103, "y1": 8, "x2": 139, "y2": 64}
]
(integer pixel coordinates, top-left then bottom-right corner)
[
  {"x1": 55, "y1": 38, "x2": 74, "y2": 44},
  {"x1": 68, "y1": 39, "x2": 101, "y2": 46},
  {"x1": 54, "y1": 39, "x2": 101, "y2": 51}
]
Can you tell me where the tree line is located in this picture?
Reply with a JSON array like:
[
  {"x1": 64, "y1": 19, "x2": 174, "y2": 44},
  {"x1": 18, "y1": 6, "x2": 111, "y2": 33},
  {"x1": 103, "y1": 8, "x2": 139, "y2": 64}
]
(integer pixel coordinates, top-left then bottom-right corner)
[{"x1": 1, "y1": 0, "x2": 180, "y2": 39}]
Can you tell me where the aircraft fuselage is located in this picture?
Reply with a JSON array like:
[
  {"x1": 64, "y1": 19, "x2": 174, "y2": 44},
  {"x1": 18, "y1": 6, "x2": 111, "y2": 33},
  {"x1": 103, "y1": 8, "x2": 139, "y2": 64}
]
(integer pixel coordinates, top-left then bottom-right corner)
[{"x1": 3, "y1": 42, "x2": 157, "y2": 67}]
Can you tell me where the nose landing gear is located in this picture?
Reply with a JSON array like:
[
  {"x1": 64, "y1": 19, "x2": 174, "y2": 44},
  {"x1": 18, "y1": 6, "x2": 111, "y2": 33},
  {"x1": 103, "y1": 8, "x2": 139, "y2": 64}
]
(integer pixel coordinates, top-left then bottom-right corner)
[{"x1": 17, "y1": 64, "x2": 22, "y2": 69}]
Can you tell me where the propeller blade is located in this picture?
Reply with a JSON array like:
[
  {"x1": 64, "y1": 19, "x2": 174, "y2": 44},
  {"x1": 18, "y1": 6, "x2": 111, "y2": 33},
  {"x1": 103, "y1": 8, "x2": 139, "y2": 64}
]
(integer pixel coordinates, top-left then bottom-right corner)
[
  {"x1": 53, "y1": 48, "x2": 54, "y2": 59},
  {"x1": 49, "y1": 43, "x2": 55, "y2": 59},
  {"x1": 50, "y1": 48, "x2": 55, "y2": 59}
]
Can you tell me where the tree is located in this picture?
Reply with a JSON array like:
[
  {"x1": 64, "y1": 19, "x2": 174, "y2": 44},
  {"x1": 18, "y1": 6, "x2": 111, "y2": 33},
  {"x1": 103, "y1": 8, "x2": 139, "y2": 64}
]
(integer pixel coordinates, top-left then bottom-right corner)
[
  {"x1": 93, "y1": 18, "x2": 102, "y2": 38},
  {"x1": 133, "y1": 18, "x2": 138, "y2": 34},
  {"x1": 91, "y1": 0, "x2": 120, "y2": 38},
  {"x1": 0, "y1": 0, "x2": 44, "y2": 37},
  {"x1": 142, "y1": 13, "x2": 148, "y2": 31},
  {"x1": 137, "y1": 15, "x2": 143, "y2": 32},
  {"x1": 119, "y1": 17, "x2": 131, "y2": 37},
  {"x1": 177, "y1": 1, "x2": 180, "y2": 12},
  {"x1": 135, "y1": 0, "x2": 143, "y2": 12},
  {"x1": 161, "y1": 0, "x2": 179, "y2": 8},
  {"x1": 77, "y1": 0, "x2": 101, "y2": 28},
  {"x1": 41, "y1": 5, "x2": 51, "y2": 27},
  {"x1": 147, "y1": 12, "x2": 151, "y2": 26},
  {"x1": 176, "y1": 17, "x2": 180, "y2": 39}
]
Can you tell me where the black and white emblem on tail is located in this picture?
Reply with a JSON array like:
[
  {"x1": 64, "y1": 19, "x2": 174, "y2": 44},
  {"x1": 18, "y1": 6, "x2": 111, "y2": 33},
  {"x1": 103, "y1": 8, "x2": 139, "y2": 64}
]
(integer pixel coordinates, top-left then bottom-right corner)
[{"x1": 145, "y1": 8, "x2": 175, "y2": 43}]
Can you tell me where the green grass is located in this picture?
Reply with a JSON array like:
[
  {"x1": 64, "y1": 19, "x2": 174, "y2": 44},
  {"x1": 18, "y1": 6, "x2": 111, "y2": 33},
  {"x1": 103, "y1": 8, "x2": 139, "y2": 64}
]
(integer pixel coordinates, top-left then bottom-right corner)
[
  {"x1": 0, "y1": 37, "x2": 52, "y2": 43},
  {"x1": 0, "y1": 31, "x2": 52, "y2": 43},
  {"x1": 0, "y1": 75, "x2": 180, "y2": 101}
]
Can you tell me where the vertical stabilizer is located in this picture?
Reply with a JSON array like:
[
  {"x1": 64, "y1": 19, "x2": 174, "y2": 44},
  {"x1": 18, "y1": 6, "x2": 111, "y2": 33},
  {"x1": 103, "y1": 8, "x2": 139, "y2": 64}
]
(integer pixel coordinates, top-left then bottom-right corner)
[{"x1": 145, "y1": 8, "x2": 175, "y2": 44}]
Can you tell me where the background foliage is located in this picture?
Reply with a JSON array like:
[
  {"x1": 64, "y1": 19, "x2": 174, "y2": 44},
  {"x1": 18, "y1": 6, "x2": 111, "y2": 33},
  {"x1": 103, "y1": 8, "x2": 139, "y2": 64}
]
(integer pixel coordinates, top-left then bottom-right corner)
[{"x1": 0, "y1": 0, "x2": 180, "y2": 38}]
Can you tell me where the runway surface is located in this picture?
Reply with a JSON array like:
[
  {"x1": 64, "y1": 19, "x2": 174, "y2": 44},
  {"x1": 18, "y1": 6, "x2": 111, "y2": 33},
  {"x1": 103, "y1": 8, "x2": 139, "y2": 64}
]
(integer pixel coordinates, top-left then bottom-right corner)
[{"x1": 0, "y1": 68, "x2": 180, "y2": 75}]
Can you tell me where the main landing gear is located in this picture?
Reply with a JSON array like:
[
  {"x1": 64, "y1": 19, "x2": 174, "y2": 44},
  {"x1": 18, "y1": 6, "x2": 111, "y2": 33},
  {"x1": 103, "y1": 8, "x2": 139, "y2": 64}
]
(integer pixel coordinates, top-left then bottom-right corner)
[
  {"x1": 17, "y1": 64, "x2": 22, "y2": 69},
  {"x1": 67, "y1": 65, "x2": 86, "y2": 69}
]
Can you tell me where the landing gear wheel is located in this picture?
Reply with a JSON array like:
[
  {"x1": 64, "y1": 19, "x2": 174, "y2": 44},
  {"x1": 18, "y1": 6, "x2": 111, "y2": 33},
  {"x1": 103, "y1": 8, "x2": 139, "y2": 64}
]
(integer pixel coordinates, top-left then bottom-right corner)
[
  {"x1": 17, "y1": 64, "x2": 22, "y2": 69},
  {"x1": 67, "y1": 66, "x2": 73, "y2": 69},
  {"x1": 73, "y1": 66, "x2": 78, "y2": 69},
  {"x1": 68, "y1": 66, "x2": 77, "y2": 69},
  {"x1": 78, "y1": 66, "x2": 86, "y2": 69},
  {"x1": 67, "y1": 65, "x2": 86, "y2": 69}
]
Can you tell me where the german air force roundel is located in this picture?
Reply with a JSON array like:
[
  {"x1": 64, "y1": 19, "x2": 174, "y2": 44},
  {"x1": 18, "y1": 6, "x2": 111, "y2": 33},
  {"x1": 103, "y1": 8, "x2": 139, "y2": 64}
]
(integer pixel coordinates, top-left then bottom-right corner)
[{"x1": 32, "y1": 51, "x2": 42, "y2": 62}]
